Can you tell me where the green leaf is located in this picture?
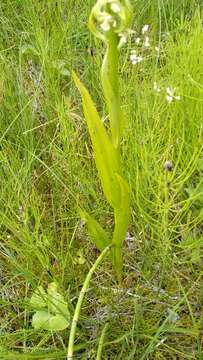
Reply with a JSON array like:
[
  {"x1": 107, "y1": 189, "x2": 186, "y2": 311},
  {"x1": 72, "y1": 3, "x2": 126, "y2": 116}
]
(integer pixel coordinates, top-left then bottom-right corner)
[
  {"x1": 30, "y1": 286, "x2": 47, "y2": 309},
  {"x1": 47, "y1": 282, "x2": 70, "y2": 317},
  {"x1": 79, "y1": 209, "x2": 111, "y2": 250},
  {"x1": 73, "y1": 72, "x2": 121, "y2": 208},
  {"x1": 32, "y1": 310, "x2": 52, "y2": 330},
  {"x1": 32, "y1": 311, "x2": 69, "y2": 331},
  {"x1": 48, "y1": 314, "x2": 70, "y2": 331},
  {"x1": 30, "y1": 282, "x2": 70, "y2": 331}
]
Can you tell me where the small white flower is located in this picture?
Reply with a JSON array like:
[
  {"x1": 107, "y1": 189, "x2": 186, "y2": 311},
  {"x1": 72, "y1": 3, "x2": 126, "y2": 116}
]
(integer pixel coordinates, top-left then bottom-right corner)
[
  {"x1": 153, "y1": 82, "x2": 161, "y2": 93},
  {"x1": 142, "y1": 24, "x2": 150, "y2": 34},
  {"x1": 155, "y1": 46, "x2": 160, "y2": 52},
  {"x1": 166, "y1": 87, "x2": 180, "y2": 103},
  {"x1": 100, "y1": 14, "x2": 113, "y2": 32},
  {"x1": 110, "y1": 2, "x2": 121, "y2": 13},
  {"x1": 144, "y1": 36, "x2": 150, "y2": 47},
  {"x1": 135, "y1": 37, "x2": 141, "y2": 44},
  {"x1": 130, "y1": 52, "x2": 143, "y2": 65},
  {"x1": 166, "y1": 95, "x2": 173, "y2": 103},
  {"x1": 166, "y1": 87, "x2": 173, "y2": 97}
]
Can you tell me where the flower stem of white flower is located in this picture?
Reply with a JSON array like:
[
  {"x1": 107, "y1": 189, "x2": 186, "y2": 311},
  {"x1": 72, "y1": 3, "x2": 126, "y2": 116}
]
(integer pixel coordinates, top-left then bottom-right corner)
[{"x1": 101, "y1": 30, "x2": 123, "y2": 149}]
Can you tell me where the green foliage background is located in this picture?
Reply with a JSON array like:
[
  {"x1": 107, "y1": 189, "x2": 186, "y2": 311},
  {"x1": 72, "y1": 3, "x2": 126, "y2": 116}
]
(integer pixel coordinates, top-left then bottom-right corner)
[{"x1": 0, "y1": 0, "x2": 202, "y2": 358}]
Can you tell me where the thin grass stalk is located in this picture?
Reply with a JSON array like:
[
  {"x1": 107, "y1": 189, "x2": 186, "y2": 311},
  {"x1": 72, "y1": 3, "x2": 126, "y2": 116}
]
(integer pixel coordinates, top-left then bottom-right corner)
[{"x1": 96, "y1": 322, "x2": 109, "y2": 360}]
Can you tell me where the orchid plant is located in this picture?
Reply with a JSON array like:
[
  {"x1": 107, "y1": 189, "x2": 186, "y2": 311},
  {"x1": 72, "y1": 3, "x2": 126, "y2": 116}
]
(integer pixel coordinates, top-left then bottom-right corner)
[{"x1": 73, "y1": 0, "x2": 132, "y2": 282}]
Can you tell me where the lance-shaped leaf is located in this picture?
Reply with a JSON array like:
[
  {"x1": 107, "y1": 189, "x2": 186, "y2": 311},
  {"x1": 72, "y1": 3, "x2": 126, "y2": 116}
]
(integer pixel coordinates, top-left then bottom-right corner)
[
  {"x1": 73, "y1": 72, "x2": 121, "y2": 208},
  {"x1": 79, "y1": 209, "x2": 111, "y2": 250}
]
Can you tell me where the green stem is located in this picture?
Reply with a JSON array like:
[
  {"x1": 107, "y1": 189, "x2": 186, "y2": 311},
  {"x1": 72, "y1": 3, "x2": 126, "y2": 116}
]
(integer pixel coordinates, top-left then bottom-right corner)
[
  {"x1": 112, "y1": 203, "x2": 131, "y2": 282},
  {"x1": 67, "y1": 245, "x2": 111, "y2": 360},
  {"x1": 96, "y1": 322, "x2": 109, "y2": 360},
  {"x1": 101, "y1": 31, "x2": 123, "y2": 149}
]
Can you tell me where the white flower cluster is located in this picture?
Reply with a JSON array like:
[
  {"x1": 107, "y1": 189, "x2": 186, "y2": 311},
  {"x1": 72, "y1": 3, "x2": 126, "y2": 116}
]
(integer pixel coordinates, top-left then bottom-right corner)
[
  {"x1": 153, "y1": 82, "x2": 181, "y2": 103},
  {"x1": 134, "y1": 24, "x2": 151, "y2": 49},
  {"x1": 89, "y1": 0, "x2": 133, "y2": 48},
  {"x1": 97, "y1": 1, "x2": 125, "y2": 33},
  {"x1": 130, "y1": 24, "x2": 151, "y2": 65},
  {"x1": 129, "y1": 24, "x2": 163, "y2": 65},
  {"x1": 130, "y1": 49, "x2": 143, "y2": 65},
  {"x1": 100, "y1": 12, "x2": 117, "y2": 32}
]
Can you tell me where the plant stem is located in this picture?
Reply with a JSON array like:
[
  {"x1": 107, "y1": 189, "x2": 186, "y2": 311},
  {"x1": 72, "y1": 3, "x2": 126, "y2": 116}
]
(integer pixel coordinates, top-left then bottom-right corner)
[
  {"x1": 67, "y1": 245, "x2": 111, "y2": 360},
  {"x1": 101, "y1": 31, "x2": 123, "y2": 149},
  {"x1": 96, "y1": 322, "x2": 109, "y2": 360}
]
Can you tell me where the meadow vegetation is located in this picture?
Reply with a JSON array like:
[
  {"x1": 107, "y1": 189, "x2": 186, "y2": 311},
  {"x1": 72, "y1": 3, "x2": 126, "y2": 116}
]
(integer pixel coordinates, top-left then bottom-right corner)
[{"x1": 0, "y1": 0, "x2": 203, "y2": 358}]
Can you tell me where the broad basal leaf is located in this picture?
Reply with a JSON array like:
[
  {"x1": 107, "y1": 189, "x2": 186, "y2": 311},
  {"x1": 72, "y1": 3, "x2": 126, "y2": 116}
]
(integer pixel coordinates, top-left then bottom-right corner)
[
  {"x1": 32, "y1": 311, "x2": 69, "y2": 331},
  {"x1": 32, "y1": 310, "x2": 52, "y2": 330},
  {"x1": 30, "y1": 282, "x2": 70, "y2": 331},
  {"x1": 47, "y1": 282, "x2": 70, "y2": 317},
  {"x1": 30, "y1": 285, "x2": 47, "y2": 309}
]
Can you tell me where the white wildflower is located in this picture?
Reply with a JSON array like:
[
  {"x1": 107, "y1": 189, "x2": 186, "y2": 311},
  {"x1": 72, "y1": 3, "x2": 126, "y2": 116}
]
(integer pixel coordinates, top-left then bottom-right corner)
[
  {"x1": 153, "y1": 82, "x2": 161, "y2": 93},
  {"x1": 166, "y1": 95, "x2": 173, "y2": 103},
  {"x1": 142, "y1": 24, "x2": 150, "y2": 34},
  {"x1": 130, "y1": 51, "x2": 143, "y2": 65},
  {"x1": 166, "y1": 87, "x2": 180, "y2": 103},
  {"x1": 144, "y1": 36, "x2": 150, "y2": 47},
  {"x1": 110, "y1": 2, "x2": 121, "y2": 13},
  {"x1": 155, "y1": 46, "x2": 160, "y2": 52},
  {"x1": 135, "y1": 37, "x2": 141, "y2": 44}
]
